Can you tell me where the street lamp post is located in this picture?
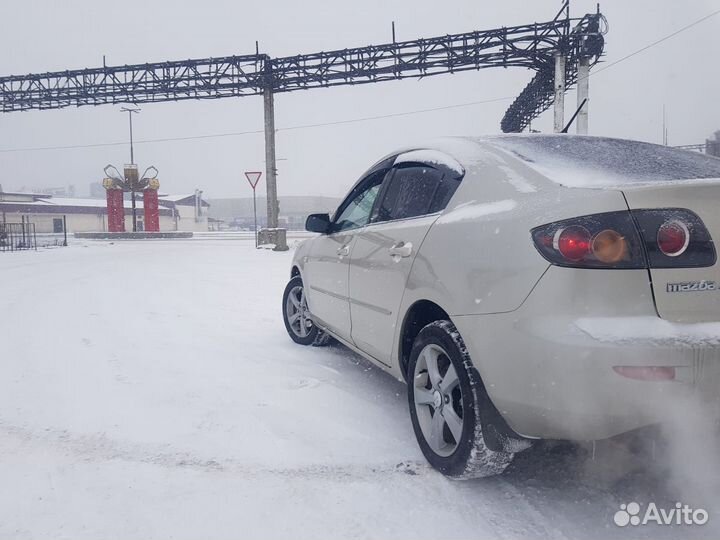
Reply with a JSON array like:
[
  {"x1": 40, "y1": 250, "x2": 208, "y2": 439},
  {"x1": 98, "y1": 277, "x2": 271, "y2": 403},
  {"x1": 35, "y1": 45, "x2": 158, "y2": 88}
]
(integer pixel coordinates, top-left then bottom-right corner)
[{"x1": 121, "y1": 106, "x2": 140, "y2": 232}]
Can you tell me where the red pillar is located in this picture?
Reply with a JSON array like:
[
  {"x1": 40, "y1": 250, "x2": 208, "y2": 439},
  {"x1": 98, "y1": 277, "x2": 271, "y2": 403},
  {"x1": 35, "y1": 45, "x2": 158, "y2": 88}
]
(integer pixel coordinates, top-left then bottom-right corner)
[
  {"x1": 143, "y1": 188, "x2": 160, "y2": 232},
  {"x1": 106, "y1": 188, "x2": 125, "y2": 232}
]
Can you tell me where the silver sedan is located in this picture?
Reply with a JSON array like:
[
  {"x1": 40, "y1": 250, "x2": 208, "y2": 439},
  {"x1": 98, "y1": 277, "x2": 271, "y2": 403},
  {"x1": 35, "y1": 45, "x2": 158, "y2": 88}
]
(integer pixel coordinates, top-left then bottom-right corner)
[{"x1": 283, "y1": 135, "x2": 720, "y2": 478}]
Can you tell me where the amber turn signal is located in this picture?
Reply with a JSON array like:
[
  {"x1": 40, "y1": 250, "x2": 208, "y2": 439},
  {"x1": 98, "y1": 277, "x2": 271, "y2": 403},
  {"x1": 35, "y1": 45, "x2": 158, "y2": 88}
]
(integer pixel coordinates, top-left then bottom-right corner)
[{"x1": 592, "y1": 229, "x2": 627, "y2": 264}]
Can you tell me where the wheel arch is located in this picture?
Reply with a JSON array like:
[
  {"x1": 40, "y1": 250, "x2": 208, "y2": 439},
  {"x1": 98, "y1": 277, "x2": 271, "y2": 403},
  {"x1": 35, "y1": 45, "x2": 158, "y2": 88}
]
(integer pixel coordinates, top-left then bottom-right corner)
[
  {"x1": 405, "y1": 313, "x2": 533, "y2": 453},
  {"x1": 290, "y1": 265, "x2": 301, "y2": 279},
  {"x1": 398, "y1": 299, "x2": 452, "y2": 381}
]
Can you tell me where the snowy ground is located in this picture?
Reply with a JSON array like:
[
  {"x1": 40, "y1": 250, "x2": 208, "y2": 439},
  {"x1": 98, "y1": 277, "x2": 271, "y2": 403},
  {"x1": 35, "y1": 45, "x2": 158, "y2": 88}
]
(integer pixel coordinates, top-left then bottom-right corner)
[{"x1": 1, "y1": 238, "x2": 716, "y2": 540}]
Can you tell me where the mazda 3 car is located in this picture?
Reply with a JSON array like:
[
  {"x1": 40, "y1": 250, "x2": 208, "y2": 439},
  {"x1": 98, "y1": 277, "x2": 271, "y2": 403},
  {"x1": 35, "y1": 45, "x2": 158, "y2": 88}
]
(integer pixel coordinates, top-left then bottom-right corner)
[{"x1": 282, "y1": 135, "x2": 720, "y2": 478}]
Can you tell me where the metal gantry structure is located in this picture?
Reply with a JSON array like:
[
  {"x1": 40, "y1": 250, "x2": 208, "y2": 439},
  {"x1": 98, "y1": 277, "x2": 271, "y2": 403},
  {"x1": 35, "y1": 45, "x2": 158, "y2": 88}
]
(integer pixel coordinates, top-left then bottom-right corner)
[
  {"x1": 0, "y1": 1, "x2": 605, "y2": 243},
  {"x1": 502, "y1": 2, "x2": 605, "y2": 133}
]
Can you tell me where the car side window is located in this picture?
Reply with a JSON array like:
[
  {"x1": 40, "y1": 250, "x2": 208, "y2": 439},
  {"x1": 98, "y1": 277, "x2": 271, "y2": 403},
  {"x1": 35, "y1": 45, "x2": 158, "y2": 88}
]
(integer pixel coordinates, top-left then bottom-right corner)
[
  {"x1": 333, "y1": 171, "x2": 386, "y2": 232},
  {"x1": 376, "y1": 164, "x2": 445, "y2": 222},
  {"x1": 428, "y1": 173, "x2": 462, "y2": 214}
]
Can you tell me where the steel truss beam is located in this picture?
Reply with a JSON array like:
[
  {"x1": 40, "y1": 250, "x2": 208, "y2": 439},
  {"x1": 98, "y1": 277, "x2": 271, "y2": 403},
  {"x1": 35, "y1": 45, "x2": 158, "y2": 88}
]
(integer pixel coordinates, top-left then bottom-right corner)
[{"x1": 0, "y1": 3, "x2": 604, "y2": 132}]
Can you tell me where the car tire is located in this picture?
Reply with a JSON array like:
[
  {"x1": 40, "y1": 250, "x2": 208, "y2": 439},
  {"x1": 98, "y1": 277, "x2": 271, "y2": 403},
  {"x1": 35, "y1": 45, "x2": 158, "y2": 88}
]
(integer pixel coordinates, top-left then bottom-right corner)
[
  {"x1": 282, "y1": 276, "x2": 332, "y2": 347},
  {"x1": 407, "y1": 320, "x2": 515, "y2": 478}
]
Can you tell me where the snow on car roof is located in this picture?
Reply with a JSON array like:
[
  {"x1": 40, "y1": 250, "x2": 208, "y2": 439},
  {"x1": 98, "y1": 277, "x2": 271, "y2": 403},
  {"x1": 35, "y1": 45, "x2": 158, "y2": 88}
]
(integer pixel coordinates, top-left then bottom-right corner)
[
  {"x1": 394, "y1": 149, "x2": 465, "y2": 176},
  {"x1": 480, "y1": 135, "x2": 720, "y2": 188}
]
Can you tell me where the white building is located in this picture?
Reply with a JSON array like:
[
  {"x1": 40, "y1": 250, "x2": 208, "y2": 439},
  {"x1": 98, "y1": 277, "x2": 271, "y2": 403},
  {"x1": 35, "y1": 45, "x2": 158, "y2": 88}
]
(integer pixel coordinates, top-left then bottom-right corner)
[
  {"x1": 159, "y1": 193, "x2": 210, "y2": 232},
  {"x1": 0, "y1": 191, "x2": 209, "y2": 233}
]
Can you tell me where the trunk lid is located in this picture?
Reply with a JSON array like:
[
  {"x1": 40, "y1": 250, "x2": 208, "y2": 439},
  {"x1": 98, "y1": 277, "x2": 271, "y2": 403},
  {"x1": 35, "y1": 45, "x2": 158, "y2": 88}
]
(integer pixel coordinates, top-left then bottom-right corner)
[{"x1": 623, "y1": 180, "x2": 720, "y2": 323}]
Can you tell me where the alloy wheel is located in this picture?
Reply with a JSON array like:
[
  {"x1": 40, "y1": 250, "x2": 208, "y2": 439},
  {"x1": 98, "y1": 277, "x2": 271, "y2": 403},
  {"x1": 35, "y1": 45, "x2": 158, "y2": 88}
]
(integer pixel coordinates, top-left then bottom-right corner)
[
  {"x1": 412, "y1": 343, "x2": 464, "y2": 457},
  {"x1": 285, "y1": 284, "x2": 314, "y2": 338}
]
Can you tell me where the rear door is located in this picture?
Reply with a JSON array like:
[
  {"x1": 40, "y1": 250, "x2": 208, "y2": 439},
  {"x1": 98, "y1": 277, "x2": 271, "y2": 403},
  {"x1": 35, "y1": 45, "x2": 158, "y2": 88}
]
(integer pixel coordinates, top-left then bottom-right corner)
[
  {"x1": 348, "y1": 155, "x2": 464, "y2": 365},
  {"x1": 623, "y1": 181, "x2": 720, "y2": 323}
]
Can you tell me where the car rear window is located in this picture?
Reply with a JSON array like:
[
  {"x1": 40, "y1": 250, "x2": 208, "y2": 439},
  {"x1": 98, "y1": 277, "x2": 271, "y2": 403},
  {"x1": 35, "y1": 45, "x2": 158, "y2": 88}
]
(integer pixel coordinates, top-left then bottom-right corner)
[{"x1": 487, "y1": 136, "x2": 720, "y2": 188}]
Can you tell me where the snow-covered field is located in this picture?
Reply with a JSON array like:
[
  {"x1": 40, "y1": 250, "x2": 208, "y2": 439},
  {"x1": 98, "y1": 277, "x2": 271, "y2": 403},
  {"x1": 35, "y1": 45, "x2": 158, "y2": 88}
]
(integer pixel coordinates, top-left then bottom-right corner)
[{"x1": 1, "y1": 238, "x2": 715, "y2": 539}]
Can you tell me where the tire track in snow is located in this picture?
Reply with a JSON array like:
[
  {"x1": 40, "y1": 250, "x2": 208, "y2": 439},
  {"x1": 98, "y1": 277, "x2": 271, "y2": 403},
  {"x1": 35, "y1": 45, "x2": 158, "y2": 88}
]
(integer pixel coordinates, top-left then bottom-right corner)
[
  {"x1": 488, "y1": 478, "x2": 572, "y2": 540},
  {"x1": 0, "y1": 420, "x2": 431, "y2": 479},
  {"x1": 2, "y1": 420, "x2": 578, "y2": 540}
]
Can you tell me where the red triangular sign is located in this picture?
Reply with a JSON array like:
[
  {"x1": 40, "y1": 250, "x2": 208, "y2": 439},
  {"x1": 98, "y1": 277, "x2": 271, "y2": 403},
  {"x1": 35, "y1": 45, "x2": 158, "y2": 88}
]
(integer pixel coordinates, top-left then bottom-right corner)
[{"x1": 244, "y1": 171, "x2": 262, "y2": 189}]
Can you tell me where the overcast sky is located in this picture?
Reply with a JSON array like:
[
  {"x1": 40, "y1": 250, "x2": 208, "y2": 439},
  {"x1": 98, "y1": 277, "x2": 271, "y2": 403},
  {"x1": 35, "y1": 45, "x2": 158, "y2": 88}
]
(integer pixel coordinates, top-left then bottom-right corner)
[{"x1": 0, "y1": 0, "x2": 718, "y2": 200}]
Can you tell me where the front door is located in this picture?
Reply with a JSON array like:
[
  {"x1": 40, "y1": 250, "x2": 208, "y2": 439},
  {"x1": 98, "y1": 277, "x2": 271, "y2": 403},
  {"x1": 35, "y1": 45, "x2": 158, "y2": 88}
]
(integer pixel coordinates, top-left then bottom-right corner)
[
  {"x1": 303, "y1": 164, "x2": 390, "y2": 341},
  {"x1": 304, "y1": 231, "x2": 355, "y2": 339}
]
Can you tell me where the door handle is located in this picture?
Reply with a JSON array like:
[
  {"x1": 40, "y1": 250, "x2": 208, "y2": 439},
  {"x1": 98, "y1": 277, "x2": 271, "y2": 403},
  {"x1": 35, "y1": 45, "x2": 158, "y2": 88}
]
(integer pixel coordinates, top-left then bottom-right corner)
[
  {"x1": 337, "y1": 244, "x2": 350, "y2": 258},
  {"x1": 388, "y1": 241, "x2": 413, "y2": 258}
]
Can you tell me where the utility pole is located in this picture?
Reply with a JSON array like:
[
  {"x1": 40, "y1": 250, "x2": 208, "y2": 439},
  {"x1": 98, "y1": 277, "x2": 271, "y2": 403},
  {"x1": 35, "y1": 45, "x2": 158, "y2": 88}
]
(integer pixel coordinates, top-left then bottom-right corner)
[
  {"x1": 576, "y1": 57, "x2": 590, "y2": 134},
  {"x1": 260, "y1": 62, "x2": 288, "y2": 251},
  {"x1": 553, "y1": 52, "x2": 566, "y2": 133},
  {"x1": 121, "y1": 106, "x2": 140, "y2": 232},
  {"x1": 263, "y1": 86, "x2": 278, "y2": 230}
]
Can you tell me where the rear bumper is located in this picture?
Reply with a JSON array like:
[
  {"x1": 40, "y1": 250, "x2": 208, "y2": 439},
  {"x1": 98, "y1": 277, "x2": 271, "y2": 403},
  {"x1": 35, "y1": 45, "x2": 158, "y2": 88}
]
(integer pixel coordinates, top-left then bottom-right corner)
[{"x1": 453, "y1": 266, "x2": 720, "y2": 440}]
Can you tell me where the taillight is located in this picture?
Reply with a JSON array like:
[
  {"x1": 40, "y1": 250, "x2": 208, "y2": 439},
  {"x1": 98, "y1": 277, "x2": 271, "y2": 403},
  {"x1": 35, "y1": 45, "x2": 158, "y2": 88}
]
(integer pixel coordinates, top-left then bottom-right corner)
[
  {"x1": 532, "y1": 211, "x2": 645, "y2": 268},
  {"x1": 555, "y1": 226, "x2": 591, "y2": 261},
  {"x1": 531, "y1": 209, "x2": 715, "y2": 269},
  {"x1": 657, "y1": 221, "x2": 689, "y2": 256},
  {"x1": 633, "y1": 209, "x2": 715, "y2": 268}
]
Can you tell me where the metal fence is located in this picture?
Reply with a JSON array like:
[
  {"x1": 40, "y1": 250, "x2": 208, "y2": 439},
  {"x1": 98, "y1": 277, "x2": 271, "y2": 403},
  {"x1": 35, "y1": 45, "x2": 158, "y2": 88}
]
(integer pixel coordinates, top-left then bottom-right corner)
[
  {"x1": 35, "y1": 232, "x2": 68, "y2": 248},
  {"x1": 0, "y1": 222, "x2": 37, "y2": 252}
]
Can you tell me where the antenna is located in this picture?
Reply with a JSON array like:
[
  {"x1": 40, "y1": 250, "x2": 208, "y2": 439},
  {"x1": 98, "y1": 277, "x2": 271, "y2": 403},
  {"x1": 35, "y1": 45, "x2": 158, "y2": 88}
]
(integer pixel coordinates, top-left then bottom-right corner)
[{"x1": 561, "y1": 98, "x2": 587, "y2": 133}]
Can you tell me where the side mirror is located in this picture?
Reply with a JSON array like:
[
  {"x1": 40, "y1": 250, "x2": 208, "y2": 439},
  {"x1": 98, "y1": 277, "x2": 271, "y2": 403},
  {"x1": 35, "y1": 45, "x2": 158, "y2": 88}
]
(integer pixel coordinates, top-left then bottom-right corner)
[{"x1": 305, "y1": 213, "x2": 332, "y2": 234}]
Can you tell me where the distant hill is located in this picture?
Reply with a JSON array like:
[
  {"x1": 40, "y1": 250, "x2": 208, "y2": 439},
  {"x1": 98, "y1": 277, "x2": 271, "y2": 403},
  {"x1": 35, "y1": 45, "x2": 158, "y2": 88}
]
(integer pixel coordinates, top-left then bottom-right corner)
[{"x1": 208, "y1": 195, "x2": 340, "y2": 221}]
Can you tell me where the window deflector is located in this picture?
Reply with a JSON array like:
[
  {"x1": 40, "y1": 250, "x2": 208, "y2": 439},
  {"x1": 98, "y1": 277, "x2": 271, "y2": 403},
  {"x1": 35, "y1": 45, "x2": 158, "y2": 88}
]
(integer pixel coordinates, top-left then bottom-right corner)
[
  {"x1": 331, "y1": 171, "x2": 387, "y2": 233},
  {"x1": 330, "y1": 155, "x2": 397, "y2": 229},
  {"x1": 372, "y1": 162, "x2": 445, "y2": 223}
]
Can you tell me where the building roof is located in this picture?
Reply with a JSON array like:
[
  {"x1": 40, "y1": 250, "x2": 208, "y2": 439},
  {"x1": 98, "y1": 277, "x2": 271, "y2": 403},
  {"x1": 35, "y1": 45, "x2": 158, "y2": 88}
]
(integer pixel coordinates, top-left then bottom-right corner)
[
  {"x1": 0, "y1": 191, "x2": 46, "y2": 198},
  {"x1": 3, "y1": 196, "x2": 147, "y2": 209},
  {"x1": 158, "y1": 194, "x2": 210, "y2": 207},
  {"x1": 0, "y1": 191, "x2": 49, "y2": 202},
  {"x1": 0, "y1": 194, "x2": 172, "y2": 216},
  {"x1": 0, "y1": 191, "x2": 208, "y2": 216}
]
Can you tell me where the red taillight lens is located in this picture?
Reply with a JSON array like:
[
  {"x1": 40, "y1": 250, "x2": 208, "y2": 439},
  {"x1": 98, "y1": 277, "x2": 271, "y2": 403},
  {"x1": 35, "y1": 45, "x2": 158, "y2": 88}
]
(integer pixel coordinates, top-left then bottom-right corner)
[
  {"x1": 657, "y1": 220, "x2": 689, "y2": 257},
  {"x1": 554, "y1": 226, "x2": 591, "y2": 261}
]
